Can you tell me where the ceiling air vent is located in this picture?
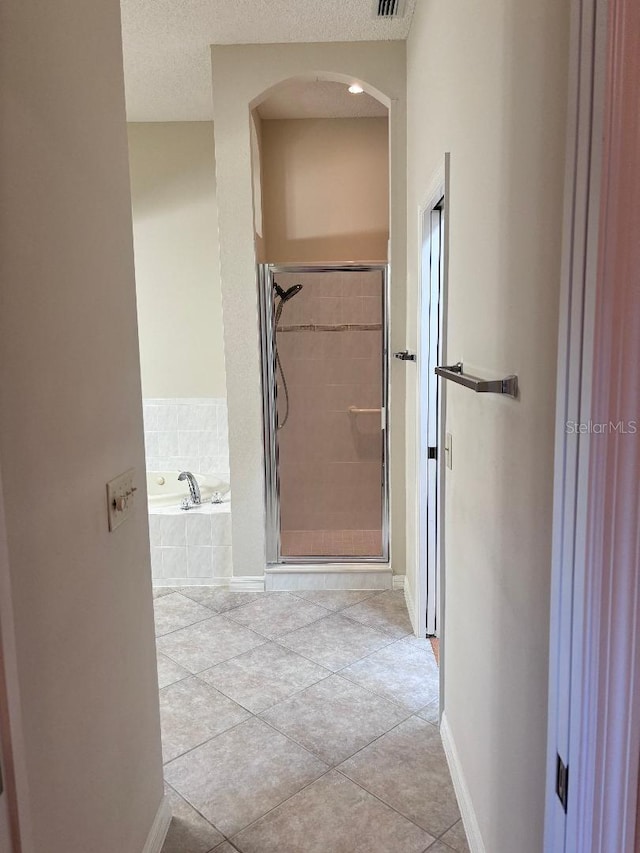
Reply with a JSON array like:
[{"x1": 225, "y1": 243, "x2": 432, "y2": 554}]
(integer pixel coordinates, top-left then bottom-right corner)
[{"x1": 375, "y1": 0, "x2": 406, "y2": 18}]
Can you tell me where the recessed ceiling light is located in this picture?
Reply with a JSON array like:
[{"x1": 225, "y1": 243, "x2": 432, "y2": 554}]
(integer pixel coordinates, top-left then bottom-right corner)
[{"x1": 348, "y1": 84, "x2": 364, "y2": 95}]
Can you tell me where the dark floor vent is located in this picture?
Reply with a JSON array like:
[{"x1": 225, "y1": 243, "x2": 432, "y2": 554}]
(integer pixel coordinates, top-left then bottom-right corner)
[{"x1": 376, "y1": 0, "x2": 404, "y2": 18}]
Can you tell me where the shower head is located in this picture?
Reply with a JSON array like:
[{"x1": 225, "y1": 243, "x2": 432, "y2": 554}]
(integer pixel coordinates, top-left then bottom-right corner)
[{"x1": 273, "y1": 282, "x2": 303, "y2": 303}]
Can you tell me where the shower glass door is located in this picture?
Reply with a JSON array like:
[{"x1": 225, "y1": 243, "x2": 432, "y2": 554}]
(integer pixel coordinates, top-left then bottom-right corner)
[{"x1": 259, "y1": 264, "x2": 389, "y2": 563}]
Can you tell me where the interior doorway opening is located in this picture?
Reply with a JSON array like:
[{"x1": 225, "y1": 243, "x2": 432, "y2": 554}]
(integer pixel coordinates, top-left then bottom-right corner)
[{"x1": 416, "y1": 159, "x2": 449, "y2": 652}]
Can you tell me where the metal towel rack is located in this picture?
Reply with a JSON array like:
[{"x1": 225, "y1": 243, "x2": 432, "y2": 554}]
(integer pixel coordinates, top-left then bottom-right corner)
[
  {"x1": 348, "y1": 406, "x2": 382, "y2": 415},
  {"x1": 435, "y1": 362, "x2": 519, "y2": 398}
]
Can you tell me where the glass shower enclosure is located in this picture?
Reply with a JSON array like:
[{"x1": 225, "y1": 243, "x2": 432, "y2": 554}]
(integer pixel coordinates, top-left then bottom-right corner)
[{"x1": 258, "y1": 264, "x2": 389, "y2": 563}]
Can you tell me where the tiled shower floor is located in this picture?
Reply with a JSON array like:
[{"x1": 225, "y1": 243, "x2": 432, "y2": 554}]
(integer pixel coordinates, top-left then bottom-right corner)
[
  {"x1": 280, "y1": 529, "x2": 383, "y2": 557},
  {"x1": 153, "y1": 587, "x2": 469, "y2": 853}
]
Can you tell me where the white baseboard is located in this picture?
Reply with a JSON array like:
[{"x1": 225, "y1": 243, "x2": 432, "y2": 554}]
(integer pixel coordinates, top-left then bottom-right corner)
[
  {"x1": 393, "y1": 574, "x2": 405, "y2": 591},
  {"x1": 228, "y1": 576, "x2": 266, "y2": 592},
  {"x1": 154, "y1": 577, "x2": 233, "y2": 588},
  {"x1": 142, "y1": 795, "x2": 171, "y2": 853},
  {"x1": 404, "y1": 576, "x2": 417, "y2": 634},
  {"x1": 264, "y1": 566, "x2": 392, "y2": 591},
  {"x1": 440, "y1": 712, "x2": 486, "y2": 853}
]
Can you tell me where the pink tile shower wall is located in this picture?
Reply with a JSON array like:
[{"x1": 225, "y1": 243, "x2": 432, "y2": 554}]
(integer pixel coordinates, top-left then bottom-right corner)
[{"x1": 275, "y1": 271, "x2": 384, "y2": 546}]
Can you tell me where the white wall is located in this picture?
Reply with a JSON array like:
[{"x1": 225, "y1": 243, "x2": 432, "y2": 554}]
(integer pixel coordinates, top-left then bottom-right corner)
[
  {"x1": 128, "y1": 122, "x2": 226, "y2": 399},
  {"x1": 405, "y1": 2, "x2": 569, "y2": 851},
  {"x1": 210, "y1": 42, "x2": 406, "y2": 577},
  {"x1": 0, "y1": 1, "x2": 164, "y2": 851}
]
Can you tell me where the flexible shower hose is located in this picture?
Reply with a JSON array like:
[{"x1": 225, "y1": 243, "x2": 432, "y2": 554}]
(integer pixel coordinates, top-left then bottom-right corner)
[{"x1": 275, "y1": 299, "x2": 291, "y2": 430}]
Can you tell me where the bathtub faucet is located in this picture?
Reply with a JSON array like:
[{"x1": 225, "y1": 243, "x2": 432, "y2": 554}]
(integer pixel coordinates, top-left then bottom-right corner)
[{"x1": 178, "y1": 471, "x2": 201, "y2": 506}]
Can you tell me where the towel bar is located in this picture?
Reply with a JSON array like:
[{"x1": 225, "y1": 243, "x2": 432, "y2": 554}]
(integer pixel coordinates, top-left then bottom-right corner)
[{"x1": 435, "y1": 362, "x2": 518, "y2": 398}]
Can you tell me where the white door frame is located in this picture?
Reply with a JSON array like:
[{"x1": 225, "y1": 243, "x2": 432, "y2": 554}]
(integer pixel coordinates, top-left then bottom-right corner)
[
  {"x1": 416, "y1": 156, "x2": 450, "y2": 648},
  {"x1": 0, "y1": 467, "x2": 32, "y2": 853},
  {"x1": 545, "y1": 0, "x2": 640, "y2": 849}
]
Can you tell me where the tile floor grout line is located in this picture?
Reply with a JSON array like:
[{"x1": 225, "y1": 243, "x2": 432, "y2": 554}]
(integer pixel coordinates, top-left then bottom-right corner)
[
  {"x1": 178, "y1": 587, "x2": 274, "y2": 612},
  {"x1": 156, "y1": 589, "x2": 464, "y2": 853},
  {"x1": 255, "y1": 709, "x2": 335, "y2": 767},
  {"x1": 154, "y1": 609, "x2": 218, "y2": 640},
  {"x1": 335, "y1": 661, "x2": 439, "y2": 714},
  {"x1": 285, "y1": 588, "x2": 384, "y2": 608},
  {"x1": 195, "y1": 662, "x2": 335, "y2": 716},
  {"x1": 162, "y1": 712, "x2": 259, "y2": 772},
  {"x1": 227, "y1": 765, "x2": 337, "y2": 846},
  {"x1": 337, "y1": 606, "x2": 415, "y2": 640},
  {"x1": 156, "y1": 613, "x2": 271, "y2": 671},
  {"x1": 157, "y1": 671, "x2": 192, "y2": 691},
  {"x1": 254, "y1": 680, "x2": 413, "y2": 769},
  {"x1": 433, "y1": 815, "x2": 469, "y2": 844},
  {"x1": 161, "y1": 617, "x2": 338, "y2": 679},
  {"x1": 221, "y1": 603, "x2": 330, "y2": 639},
  {"x1": 331, "y1": 765, "x2": 442, "y2": 844},
  {"x1": 332, "y1": 717, "x2": 465, "y2": 844},
  {"x1": 164, "y1": 780, "x2": 227, "y2": 843}
]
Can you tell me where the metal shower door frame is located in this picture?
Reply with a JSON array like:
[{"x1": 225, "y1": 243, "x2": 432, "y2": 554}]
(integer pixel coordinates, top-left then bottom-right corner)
[{"x1": 257, "y1": 263, "x2": 390, "y2": 565}]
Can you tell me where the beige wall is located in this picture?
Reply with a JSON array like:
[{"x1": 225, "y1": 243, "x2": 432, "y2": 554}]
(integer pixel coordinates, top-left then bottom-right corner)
[
  {"x1": 128, "y1": 122, "x2": 226, "y2": 399},
  {"x1": 261, "y1": 117, "x2": 389, "y2": 263},
  {"x1": 0, "y1": 1, "x2": 164, "y2": 851},
  {"x1": 405, "y1": 1, "x2": 569, "y2": 851},
  {"x1": 211, "y1": 42, "x2": 406, "y2": 577}
]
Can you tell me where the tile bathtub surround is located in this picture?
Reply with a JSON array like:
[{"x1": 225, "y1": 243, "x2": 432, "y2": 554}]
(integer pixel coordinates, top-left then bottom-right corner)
[
  {"x1": 157, "y1": 589, "x2": 468, "y2": 853},
  {"x1": 143, "y1": 398, "x2": 230, "y2": 478},
  {"x1": 150, "y1": 504, "x2": 232, "y2": 585}
]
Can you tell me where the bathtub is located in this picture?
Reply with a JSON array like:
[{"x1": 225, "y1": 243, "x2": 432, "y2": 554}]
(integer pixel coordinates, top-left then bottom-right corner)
[
  {"x1": 146, "y1": 470, "x2": 229, "y2": 508},
  {"x1": 147, "y1": 470, "x2": 232, "y2": 586}
]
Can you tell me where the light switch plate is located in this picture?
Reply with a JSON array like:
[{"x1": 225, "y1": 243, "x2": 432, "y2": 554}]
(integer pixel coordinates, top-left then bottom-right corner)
[
  {"x1": 445, "y1": 433, "x2": 453, "y2": 470},
  {"x1": 106, "y1": 468, "x2": 137, "y2": 532}
]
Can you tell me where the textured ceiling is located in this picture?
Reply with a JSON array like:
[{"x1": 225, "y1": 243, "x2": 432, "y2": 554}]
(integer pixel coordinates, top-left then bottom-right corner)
[
  {"x1": 257, "y1": 79, "x2": 388, "y2": 120},
  {"x1": 121, "y1": 0, "x2": 416, "y2": 122}
]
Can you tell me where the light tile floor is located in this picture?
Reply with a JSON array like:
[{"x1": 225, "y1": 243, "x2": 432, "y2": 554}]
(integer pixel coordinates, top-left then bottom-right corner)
[{"x1": 155, "y1": 587, "x2": 469, "y2": 853}]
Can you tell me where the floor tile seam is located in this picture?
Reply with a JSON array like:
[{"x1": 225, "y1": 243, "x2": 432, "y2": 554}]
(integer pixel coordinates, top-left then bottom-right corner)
[
  {"x1": 192, "y1": 634, "x2": 272, "y2": 673},
  {"x1": 254, "y1": 711, "x2": 334, "y2": 768},
  {"x1": 271, "y1": 609, "x2": 396, "y2": 649},
  {"x1": 256, "y1": 690, "x2": 410, "y2": 768},
  {"x1": 252, "y1": 666, "x2": 414, "y2": 717},
  {"x1": 333, "y1": 760, "x2": 450, "y2": 843},
  {"x1": 164, "y1": 780, "x2": 227, "y2": 842},
  {"x1": 162, "y1": 713, "x2": 257, "y2": 771},
  {"x1": 158, "y1": 672, "x2": 192, "y2": 691},
  {"x1": 285, "y1": 589, "x2": 384, "y2": 610},
  {"x1": 161, "y1": 676, "x2": 254, "y2": 718},
  {"x1": 322, "y1": 671, "x2": 418, "y2": 717},
  {"x1": 157, "y1": 617, "x2": 270, "y2": 665},
  {"x1": 158, "y1": 591, "x2": 218, "y2": 616},
  {"x1": 269, "y1": 635, "x2": 348, "y2": 671},
  {"x1": 335, "y1": 718, "x2": 464, "y2": 843},
  {"x1": 436, "y1": 815, "x2": 469, "y2": 843},
  {"x1": 179, "y1": 589, "x2": 276, "y2": 614},
  {"x1": 322, "y1": 764, "x2": 441, "y2": 843},
  {"x1": 332, "y1": 666, "x2": 428, "y2": 713},
  {"x1": 155, "y1": 611, "x2": 218, "y2": 640},
  {"x1": 192, "y1": 641, "x2": 334, "y2": 688},
  {"x1": 424, "y1": 842, "x2": 455, "y2": 852},
  {"x1": 337, "y1": 608, "x2": 414, "y2": 639},
  {"x1": 332, "y1": 711, "x2": 417, "y2": 771},
  {"x1": 226, "y1": 766, "x2": 336, "y2": 845},
  {"x1": 222, "y1": 606, "x2": 331, "y2": 639},
  {"x1": 201, "y1": 667, "x2": 335, "y2": 716}
]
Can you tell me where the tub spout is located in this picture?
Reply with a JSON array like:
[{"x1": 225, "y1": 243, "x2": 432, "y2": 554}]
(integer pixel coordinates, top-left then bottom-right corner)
[{"x1": 178, "y1": 471, "x2": 201, "y2": 505}]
